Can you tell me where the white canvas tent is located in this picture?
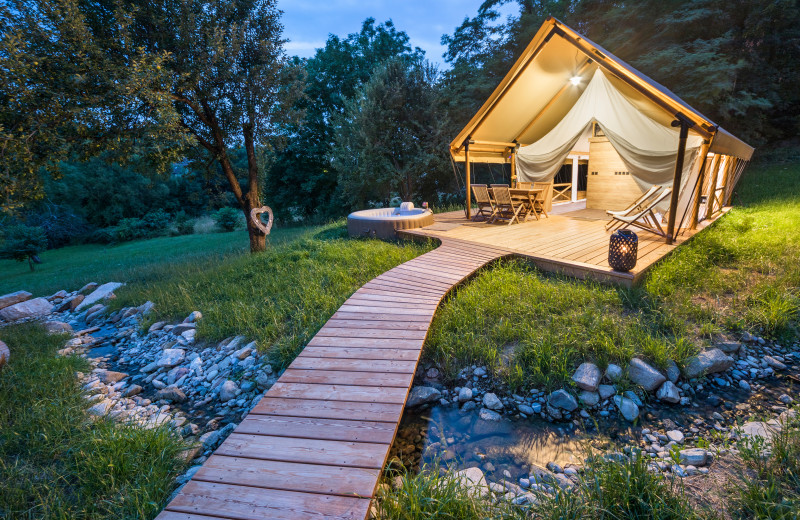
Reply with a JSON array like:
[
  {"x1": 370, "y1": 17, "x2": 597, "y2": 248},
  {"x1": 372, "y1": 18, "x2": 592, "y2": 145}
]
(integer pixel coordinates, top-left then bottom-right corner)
[{"x1": 451, "y1": 17, "x2": 754, "y2": 242}]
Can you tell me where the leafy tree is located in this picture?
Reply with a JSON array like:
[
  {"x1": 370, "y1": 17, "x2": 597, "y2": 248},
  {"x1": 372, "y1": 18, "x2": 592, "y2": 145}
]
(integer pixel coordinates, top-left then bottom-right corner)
[
  {"x1": 0, "y1": 225, "x2": 47, "y2": 271},
  {"x1": 2, "y1": 0, "x2": 301, "y2": 252},
  {"x1": 332, "y1": 58, "x2": 452, "y2": 210},
  {"x1": 266, "y1": 19, "x2": 424, "y2": 221}
]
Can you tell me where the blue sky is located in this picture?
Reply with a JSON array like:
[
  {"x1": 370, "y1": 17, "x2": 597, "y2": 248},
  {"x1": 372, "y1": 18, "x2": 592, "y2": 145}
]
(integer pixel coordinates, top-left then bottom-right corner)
[{"x1": 278, "y1": 0, "x2": 517, "y2": 67}]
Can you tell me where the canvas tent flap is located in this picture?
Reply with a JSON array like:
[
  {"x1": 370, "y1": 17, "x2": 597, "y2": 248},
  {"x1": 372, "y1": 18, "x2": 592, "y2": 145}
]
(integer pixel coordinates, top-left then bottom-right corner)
[
  {"x1": 516, "y1": 69, "x2": 703, "y2": 196},
  {"x1": 710, "y1": 127, "x2": 755, "y2": 160}
]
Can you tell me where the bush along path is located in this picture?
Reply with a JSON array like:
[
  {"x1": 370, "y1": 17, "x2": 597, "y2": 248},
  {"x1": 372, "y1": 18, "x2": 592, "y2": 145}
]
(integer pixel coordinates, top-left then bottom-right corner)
[{"x1": 0, "y1": 283, "x2": 278, "y2": 490}]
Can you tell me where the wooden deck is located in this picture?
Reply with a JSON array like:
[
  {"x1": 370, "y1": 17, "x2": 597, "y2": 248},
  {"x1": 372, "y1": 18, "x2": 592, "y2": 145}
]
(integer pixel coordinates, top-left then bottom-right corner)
[
  {"x1": 156, "y1": 242, "x2": 509, "y2": 520},
  {"x1": 399, "y1": 205, "x2": 728, "y2": 287}
]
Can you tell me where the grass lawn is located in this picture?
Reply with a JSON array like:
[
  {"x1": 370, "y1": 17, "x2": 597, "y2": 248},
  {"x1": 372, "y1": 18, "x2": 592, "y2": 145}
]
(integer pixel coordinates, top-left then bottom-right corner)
[
  {"x1": 425, "y1": 153, "x2": 800, "y2": 389},
  {"x1": 0, "y1": 324, "x2": 188, "y2": 519}
]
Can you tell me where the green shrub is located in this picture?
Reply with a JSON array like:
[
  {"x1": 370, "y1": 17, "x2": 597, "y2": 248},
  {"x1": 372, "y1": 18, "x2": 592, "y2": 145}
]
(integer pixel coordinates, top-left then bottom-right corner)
[
  {"x1": 213, "y1": 207, "x2": 241, "y2": 231},
  {"x1": 173, "y1": 211, "x2": 195, "y2": 235},
  {"x1": 0, "y1": 225, "x2": 48, "y2": 271}
]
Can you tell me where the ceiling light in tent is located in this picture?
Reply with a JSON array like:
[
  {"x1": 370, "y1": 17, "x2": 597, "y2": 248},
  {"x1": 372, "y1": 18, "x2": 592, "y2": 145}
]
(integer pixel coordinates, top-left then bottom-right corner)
[{"x1": 569, "y1": 75, "x2": 581, "y2": 86}]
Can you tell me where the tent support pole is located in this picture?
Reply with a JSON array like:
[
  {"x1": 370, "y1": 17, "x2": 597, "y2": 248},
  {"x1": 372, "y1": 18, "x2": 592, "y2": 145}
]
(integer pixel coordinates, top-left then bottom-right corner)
[
  {"x1": 666, "y1": 114, "x2": 694, "y2": 245},
  {"x1": 510, "y1": 147, "x2": 517, "y2": 186},
  {"x1": 705, "y1": 155, "x2": 724, "y2": 221},
  {"x1": 689, "y1": 141, "x2": 711, "y2": 230},
  {"x1": 571, "y1": 156, "x2": 579, "y2": 202},
  {"x1": 465, "y1": 139, "x2": 472, "y2": 219}
]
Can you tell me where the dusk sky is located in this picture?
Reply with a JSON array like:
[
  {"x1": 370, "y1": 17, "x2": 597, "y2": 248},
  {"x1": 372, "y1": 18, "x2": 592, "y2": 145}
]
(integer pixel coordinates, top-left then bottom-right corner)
[{"x1": 278, "y1": 0, "x2": 518, "y2": 67}]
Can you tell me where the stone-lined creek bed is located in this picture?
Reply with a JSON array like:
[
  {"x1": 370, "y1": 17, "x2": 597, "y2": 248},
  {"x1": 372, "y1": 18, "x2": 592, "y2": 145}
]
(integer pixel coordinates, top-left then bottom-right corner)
[{"x1": 1, "y1": 283, "x2": 798, "y2": 508}]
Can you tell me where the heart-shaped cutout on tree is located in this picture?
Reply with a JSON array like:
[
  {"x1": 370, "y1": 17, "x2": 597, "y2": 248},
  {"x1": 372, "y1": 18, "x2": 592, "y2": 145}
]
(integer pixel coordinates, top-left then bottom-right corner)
[{"x1": 250, "y1": 206, "x2": 274, "y2": 235}]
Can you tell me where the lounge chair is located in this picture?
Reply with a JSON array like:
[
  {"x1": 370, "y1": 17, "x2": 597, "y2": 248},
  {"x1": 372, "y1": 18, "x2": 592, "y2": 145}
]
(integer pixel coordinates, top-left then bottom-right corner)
[
  {"x1": 605, "y1": 185, "x2": 664, "y2": 231},
  {"x1": 471, "y1": 184, "x2": 496, "y2": 221},
  {"x1": 607, "y1": 187, "x2": 673, "y2": 237},
  {"x1": 490, "y1": 185, "x2": 524, "y2": 225}
]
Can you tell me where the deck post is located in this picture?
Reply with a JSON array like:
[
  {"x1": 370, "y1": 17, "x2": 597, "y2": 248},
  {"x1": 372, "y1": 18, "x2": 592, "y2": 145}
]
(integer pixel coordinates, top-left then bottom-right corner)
[
  {"x1": 689, "y1": 141, "x2": 711, "y2": 230},
  {"x1": 666, "y1": 114, "x2": 694, "y2": 245},
  {"x1": 510, "y1": 146, "x2": 517, "y2": 186},
  {"x1": 465, "y1": 139, "x2": 472, "y2": 219},
  {"x1": 571, "y1": 156, "x2": 579, "y2": 202}
]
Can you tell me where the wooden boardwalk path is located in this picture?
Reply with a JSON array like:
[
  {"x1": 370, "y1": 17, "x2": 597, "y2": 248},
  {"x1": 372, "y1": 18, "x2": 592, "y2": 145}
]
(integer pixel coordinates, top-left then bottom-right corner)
[{"x1": 156, "y1": 240, "x2": 509, "y2": 520}]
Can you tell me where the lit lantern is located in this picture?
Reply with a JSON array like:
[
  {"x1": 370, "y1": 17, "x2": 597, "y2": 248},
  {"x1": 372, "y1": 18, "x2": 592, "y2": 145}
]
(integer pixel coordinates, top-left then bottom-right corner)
[{"x1": 608, "y1": 229, "x2": 638, "y2": 272}]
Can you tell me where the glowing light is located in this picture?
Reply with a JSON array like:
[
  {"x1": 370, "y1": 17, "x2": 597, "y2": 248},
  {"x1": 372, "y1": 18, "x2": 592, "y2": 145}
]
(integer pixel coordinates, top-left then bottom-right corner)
[{"x1": 569, "y1": 75, "x2": 581, "y2": 86}]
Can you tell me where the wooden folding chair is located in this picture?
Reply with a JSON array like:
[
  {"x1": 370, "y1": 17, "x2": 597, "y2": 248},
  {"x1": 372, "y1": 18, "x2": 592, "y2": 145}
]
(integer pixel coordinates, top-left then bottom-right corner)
[
  {"x1": 471, "y1": 184, "x2": 496, "y2": 222},
  {"x1": 608, "y1": 188, "x2": 673, "y2": 237},
  {"x1": 516, "y1": 181, "x2": 532, "y2": 189},
  {"x1": 605, "y1": 185, "x2": 664, "y2": 231},
  {"x1": 490, "y1": 185, "x2": 524, "y2": 225},
  {"x1": 532, "y1": 182, "x2": 551, "y2": 218}
]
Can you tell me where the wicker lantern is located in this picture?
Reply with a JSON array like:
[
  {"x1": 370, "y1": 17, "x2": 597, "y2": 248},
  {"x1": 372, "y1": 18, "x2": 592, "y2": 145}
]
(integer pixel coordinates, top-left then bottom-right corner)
[{"x1": 608, "y1": 229, "x2": 638, "y2": 272}]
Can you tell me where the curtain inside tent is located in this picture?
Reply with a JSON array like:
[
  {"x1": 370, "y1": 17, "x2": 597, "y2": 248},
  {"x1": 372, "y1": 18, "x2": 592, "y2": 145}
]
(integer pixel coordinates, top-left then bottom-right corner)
[{"x1": 516, "y1": 69, "x2": 704, "y2": 212}]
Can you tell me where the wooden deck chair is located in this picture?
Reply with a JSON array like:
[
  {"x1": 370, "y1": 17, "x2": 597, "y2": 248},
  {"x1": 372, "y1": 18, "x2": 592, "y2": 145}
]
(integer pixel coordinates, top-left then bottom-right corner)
[
  {"x1": 516, "y1": 181, "x2": 532, "y2": 189},
  {"x1": 605, "y1": 185, "x2": 663, "y2": 230},
  {"x1": 608, "y1": 187, "x2": 673, "y2": 237},
  {"x1": 471, "y1": 184, "x2": 496, "y2": 221},
  {"x1": 490, "y1": 185, "x2": 524, "y2": 225}
]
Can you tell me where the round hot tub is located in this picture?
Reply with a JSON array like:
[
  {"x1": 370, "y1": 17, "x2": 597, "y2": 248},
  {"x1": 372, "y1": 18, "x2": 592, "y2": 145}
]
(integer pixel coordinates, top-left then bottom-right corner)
[{"x1": 347, "y1": 204, "x2": 434, "y2": 239}]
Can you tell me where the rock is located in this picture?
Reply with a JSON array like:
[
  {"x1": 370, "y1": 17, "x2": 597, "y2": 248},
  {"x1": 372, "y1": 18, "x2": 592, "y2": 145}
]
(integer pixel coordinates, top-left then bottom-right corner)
[
  {"x1": 0, "y1": 297, "x2": 53, "y2": 321},
  {"x1": 56, "y1": 294, "x2": 84, "y2": 312},
  {"x1": 666, "y1": 430, "x2": 685, "y2": 444},
  {"x1": 0, "y1": 340, "x2": 9, "y2": 368},
  {"x1": 426, "y1": 367, "x2": 440, "y2": 379},
  {"x1": 717, "y1": 342, "x2": 741, "y2": 354},
  {"x1": 47, "y1": 289, "x2": 68, "y2": 301},
  {"x1": 98, "y1": 370, "x2": 128, "y2": 384},
  {"x1": 184, "y1": 311, "x2": 202, "y2": 323},
  {"x1": 156, "y1": 386, "x2": 187, "y2": 403},
  {"x1": 628, "y1": 358, "x2": 666, "y2": 391},
  {"x1": 682, "y1": 349, "x2": 734, "y2": 379},
  {"x1": 473, "y1": 367, "x2": 487, "y2": 377},
  {"x1": 88, "y1": 400, "x2": 112, "y2": 416},
  {"x1": 199, "y1": 430, "x2": 222, "y2": 449},
  {"x1": 75, "y1": 282, "x2": 124, "y2": 311},
  {"x1": 458, "y1": 387, "x2": 473, "y2": 403},
  {"x1": 123, "y1": 385, "x2": 143, "y2": 397},
  {"x1": 739, "y1": 379, "x2": 751, "y2": 391},
  {"x1": 612, "y1": 395, "x2": 639, "y2": 422},
  {"x1": 778, "y1": 394, "x2": 793, "y2": 404},
  {"x1": 157, "y1": 349, "x2": 186, "y2": 368},
  {"x1": 548, "y1": 389, "x2": 578, "y2": 411},
  {"x1": 678, "y1": 448, "x2": 708, "y2": 466},
  {"x1": 518, "y1": 404, "x2": 535, "y2": 415},
  {"x1": 765, "y1": 356, "x2": 787, "y2": 371},
  {"x1": 572, "y1": 362, "x2": 602, "y2": 391},
  {"x1": 578, "y1": 390, "x2": 600, "y2": 407},
  {"x1": 181, "y1": 329, "x2": 196, "y2": 341},
  {"x1": 43, "y1": 321, "x2": 72, "y2": 334},
  {"x1": 406, "y1": 386, "x2": 441, "y2": 407},
  {"x1": 605, "y1": 364, "x2": 623, "y2": 382},
  {"x1": 172, "y1": 323, "x2": 196, "y2": 335},
  {"x1": 666, "y1": 360, "x2": 680, "y2": 383},
  {"x1": 478, "y1": 408, "x2": 502, "y2": 421},
  {"x1": 656, "y1": 381, "x2": 681, "y2": 403},
  {"x1": 452, "y1": 467, "x2": 490, "y2": 497},
  {"x1": 256, "y1": 372, "x2": 272, "y2": 390},
  {"x1": 598, "y1": 384, "x2": 616, "y2": 400},
  {"x1": 461, "y1": 401, "x2": 477, "y2": 412},
  {"x1": 78, "y1": 282, "x2": 99, "y2": 294},
  {"x1": 219, "y1": 380, "x2": 239, "y2": 402},
  {"x1": 482, "y1": 392, "x2": 504, "y2": 410},
  {"x1": 0, "y1": 290, "x2": 32, "y2": 310},
  {"x1": 741, "y1": 421, "x2": 778, "y2": 440}
]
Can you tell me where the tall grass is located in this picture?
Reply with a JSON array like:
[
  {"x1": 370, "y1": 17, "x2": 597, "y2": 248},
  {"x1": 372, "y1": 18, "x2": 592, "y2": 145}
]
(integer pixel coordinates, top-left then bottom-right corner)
[
  {"x1": 0, "y1": 324, "x2": 187, "y2": 519},
  {"x1": 426, "y1": 259, "x2": 694, "y2": 390},
  {"x1": 112, "y1": 224, "x2": 433, "y2": 368}
]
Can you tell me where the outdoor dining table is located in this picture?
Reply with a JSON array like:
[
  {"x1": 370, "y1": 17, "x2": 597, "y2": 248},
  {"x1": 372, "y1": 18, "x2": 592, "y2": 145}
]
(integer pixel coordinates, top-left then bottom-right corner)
[{"x1": 488, "y1": 187, "x2": 544, "y2": 221}]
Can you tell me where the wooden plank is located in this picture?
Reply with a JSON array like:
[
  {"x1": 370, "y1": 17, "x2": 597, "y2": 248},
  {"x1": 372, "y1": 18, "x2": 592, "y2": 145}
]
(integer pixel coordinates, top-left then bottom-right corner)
[
  {"x1": 236, "y1": 415, "x2": 397, "y2": 443},
  {"x1": 156, "y1": 513, "x2": 230, "y2": 520},
  {"x1": 308, "y1": 336, "x2": 423, "y2": 349},
  {"x1": 267, "y1": 382, "x2": 409, "y2": 404},
  {"x1": 194, "y1": 455, "x2": 381, "y2": 498},
  {"x1": 316, "y1": 326, "x2": 428, "y2": 339},
  {"x1": 342, "y1": 299, "x2": 439, "y2": 310},
  {"x1": 289, "y1": 357, "x2": 418, "y2": 374},
  {"x1": 278, "y1": 368, "x2": 413, "y2": 388},
  {"x1": 253, "y1": 397, "x2": 402, "y2": 423},
  {"x1": 347, "y1": 292, "x2": 441, "y2": 305},
  {"x1": 164, "y1": 481, "x2": 370, "y2": 520},
  {"x1": 300, "y1": 346, "x2": 421, "y2": 361},
  {"x1": 323, "y1": 319, "x2": 430, "y2": 331},
  {"x1": 331, "y1": 311, "x2": 431, "y2": 322},
  {"x1": 217, "y1": 433, "x2": 390, "y2": 468},
  {"x1": 336, "y1": 304, "x2": 433, "y2": 316}
]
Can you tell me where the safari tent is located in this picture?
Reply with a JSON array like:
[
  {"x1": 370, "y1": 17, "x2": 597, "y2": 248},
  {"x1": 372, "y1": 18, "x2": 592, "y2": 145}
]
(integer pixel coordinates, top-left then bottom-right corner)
[{"x1": 451, "y1": 17, "x2": 754, "y2": 243}]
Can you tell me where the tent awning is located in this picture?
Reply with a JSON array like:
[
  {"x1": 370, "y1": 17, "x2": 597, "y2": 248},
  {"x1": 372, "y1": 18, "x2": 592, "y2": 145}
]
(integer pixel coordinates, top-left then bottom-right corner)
[{"x1": 450, "y1": 17, "x2": 754, "y2": 162}]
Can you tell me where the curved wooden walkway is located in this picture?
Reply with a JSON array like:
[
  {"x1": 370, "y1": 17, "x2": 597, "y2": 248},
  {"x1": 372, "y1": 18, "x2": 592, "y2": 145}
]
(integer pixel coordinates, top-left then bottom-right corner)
[{"x1": 156, "y1": 239, "x2": 510, "y2": 520}]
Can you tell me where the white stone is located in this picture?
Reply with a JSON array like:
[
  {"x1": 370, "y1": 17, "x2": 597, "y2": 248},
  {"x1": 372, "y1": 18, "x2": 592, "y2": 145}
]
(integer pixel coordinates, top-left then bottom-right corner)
[
  {"x1": 666, "y1": 430, "x2": 685, "y2": 444},
  {"x1": 678, "y1": 448, "x2": 708, "y2": 466},
  {"x1": 572, "y1": 362, "x2": 601, "y2": 391},
  {"x1": 157, "y1": 349, "x2": 186, "y2": 368},
  {"x1": 628, "y1": 358, "x2": 666, "y2": 391},
  {"x1": 0, "y1": 290, "x2": 32, "y2": 310},
  {"x1": 548, "y1": 389, "x2": 578, "y2": 411},
  {"x1": 478, "y1": 408, "x2": 502, "y2": 421},
  {"x1": 598, "y1": 384, "x2": 616, "y2": 400},
  {"x1": 682, "y1": 349, "x2": 734, "y2": 379},
  {"x1": 482, "y1": 392, "x2": 504, "y2": 410},
  {"x1": 656, "y1": 381, "x2": 681, "y2": 403},
  {"x1": 406, "y1": 386, "x2": 441, "y2": 407},
  {"x1": 605, "y1": 364, "x2": 623, "y2": 382},
  {"x1": 0, "y1": 297, "x2": 53, "y2": 321},
  {"x1": 452, "y1": 467, "x2": 490, "y2": 497},
  {"x1": 75, "y1": 282, "x2": 124, "y2": 311},
  {"x1": 612, "y1": 395, "x2": 639, "y2": 422},
  {"x1": 458, "y1": 387, "x2": 473, "y2": 403}
]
